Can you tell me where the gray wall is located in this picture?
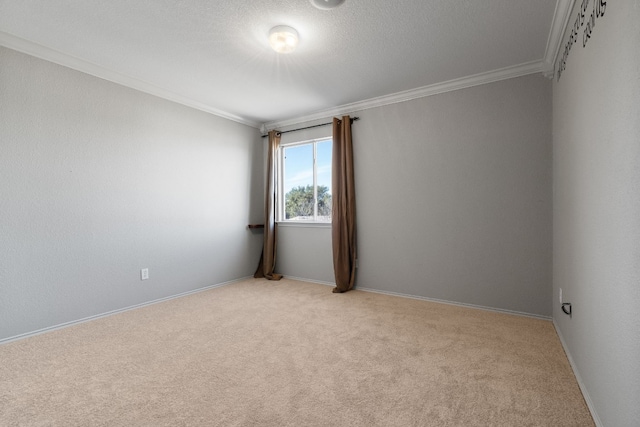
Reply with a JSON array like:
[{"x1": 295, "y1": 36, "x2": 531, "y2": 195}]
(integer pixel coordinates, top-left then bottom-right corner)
[
  {"x1": 276, "y1": 73, "x2": 553, "y2": 317},
  {"x1": 0, "y1": 47, "x2": 264, "y2": 342},
  {"x1": 277, "y1": 224, "x2": 334, "y2": 284},
  {"x1": 552, "y1": 2, "x2": 640, "y2": 426}
]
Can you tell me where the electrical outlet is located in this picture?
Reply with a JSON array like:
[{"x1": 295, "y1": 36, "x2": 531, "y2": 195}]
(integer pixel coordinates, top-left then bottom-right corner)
[
  {"x1": 559, "y1": 288, "x2": 563, "y2": 304},
  {"x1": 141, "y1": 268, "x2": 149, "y2": 281}
]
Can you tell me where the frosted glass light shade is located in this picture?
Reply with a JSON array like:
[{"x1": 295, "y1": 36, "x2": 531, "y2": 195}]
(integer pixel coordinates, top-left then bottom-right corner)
[
  {"x1": 310, "y1": 0, "x2": 345, "y2": 10},
  {"x1": 269, "y1": 26, "x2": 299, "y2": 54}
]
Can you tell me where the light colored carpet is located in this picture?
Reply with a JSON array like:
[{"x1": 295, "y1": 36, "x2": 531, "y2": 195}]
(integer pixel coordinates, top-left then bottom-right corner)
[{"x1": 0, "y1": 278, "x2": 593, "y2": 426}]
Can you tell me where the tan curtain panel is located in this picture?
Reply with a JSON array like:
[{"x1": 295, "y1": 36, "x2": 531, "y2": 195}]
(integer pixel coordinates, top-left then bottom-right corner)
[
  {"x1": 331, "y1": 116, "x2": 357, "y2": 293},
  {"x1": 254, "y1": 130, "x2": 283, "y2": 281}
]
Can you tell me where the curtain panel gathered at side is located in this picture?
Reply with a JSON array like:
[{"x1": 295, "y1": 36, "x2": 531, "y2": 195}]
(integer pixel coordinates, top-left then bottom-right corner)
[
  {"x1": 331, "y1": 116, "x2": 357, "y2": 293},
  {"x1": 254, "y1": 130, "x2": 283, "y2": 281}
]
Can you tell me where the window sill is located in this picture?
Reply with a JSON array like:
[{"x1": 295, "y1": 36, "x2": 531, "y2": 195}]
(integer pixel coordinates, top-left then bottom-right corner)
[{"x1": 277, "y1": 221, "x2": 331, "y2": 229}]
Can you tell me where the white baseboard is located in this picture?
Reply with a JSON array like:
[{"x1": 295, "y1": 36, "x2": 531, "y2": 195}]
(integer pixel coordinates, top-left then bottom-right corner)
[
  {"x1": 282, "y1": 275, "x2": 336, "y2": 287},
  {"x1": 356, "y1": 286, "x2": 552, "y2": 320},
  {"x1": 0, "y1": 276, "x2": 252, "y2": 346},
  {"x1": 552, "y1": 320, "x2": 603, "y2": 427},
  {"x1": 282, "y1": 275, "x2": 551, "y2": 321}
]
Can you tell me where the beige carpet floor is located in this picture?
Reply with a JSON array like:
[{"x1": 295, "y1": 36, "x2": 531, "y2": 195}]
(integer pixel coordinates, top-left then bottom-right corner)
[{"x1": 0, "y1": 278, "x2": 593, "y2": 426}]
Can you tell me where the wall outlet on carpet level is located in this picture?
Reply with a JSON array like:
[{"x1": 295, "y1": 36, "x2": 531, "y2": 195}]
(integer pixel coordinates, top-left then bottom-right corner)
[
  {"x1": 559, "y1": 288, "x2": 562, "y2": 304},
  {"x1": 140, "y1": 268, "x2": 149, "y2": 281}
]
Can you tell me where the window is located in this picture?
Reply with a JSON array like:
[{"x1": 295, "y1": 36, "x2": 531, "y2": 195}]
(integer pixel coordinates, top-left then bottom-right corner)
[{"x1": 278, "y1": 138, "x2": 332, "y2": 222}]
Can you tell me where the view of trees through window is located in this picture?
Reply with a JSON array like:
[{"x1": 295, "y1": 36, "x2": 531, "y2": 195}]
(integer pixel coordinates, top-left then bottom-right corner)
[
  {"x1": 285, "y1": 185, "x2": 331, "y2": 220},
  {"x1": 281, "y1": 138, "x2": 332, "y2": 222}
]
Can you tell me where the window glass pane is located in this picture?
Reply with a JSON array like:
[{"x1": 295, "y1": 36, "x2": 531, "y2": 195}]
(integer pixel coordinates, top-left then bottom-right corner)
[
  {"x1": 316, "y1": 139, "x2": 332, "y2": 222},
  {"x1": 283, "y1": 144, "x2": 314, "y2": 220}
]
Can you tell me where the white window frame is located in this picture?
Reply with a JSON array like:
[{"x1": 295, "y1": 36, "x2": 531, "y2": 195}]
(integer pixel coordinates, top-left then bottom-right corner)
[{"x1": 277, "y1": 137, "x2": 332, "y2": 225}]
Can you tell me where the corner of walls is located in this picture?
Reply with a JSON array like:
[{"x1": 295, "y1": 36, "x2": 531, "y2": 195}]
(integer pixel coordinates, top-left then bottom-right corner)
[
  {"x1": 552, "y1": 320, "x2": 604, "y2": 427},
  {"x1": 0, "y1": 46, "x2": 264, "y2": 342},
  {"x1": 551, "y1": 1, "x2": 640, "y2": 425},
  {"x1": 271, "y1": 73, "x2": 553, "y2": 318},
  {"x1": 353, "y1": 73, "x2": 553, "y2": 317}
]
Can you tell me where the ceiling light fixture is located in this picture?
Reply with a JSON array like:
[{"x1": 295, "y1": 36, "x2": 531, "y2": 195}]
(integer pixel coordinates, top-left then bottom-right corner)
[
  {"x1": 269, "y1": 26, "x2": 299, "y2": 54},
  {"x1": 310, "y1": 0, "x2": 346, "y2": 10}
]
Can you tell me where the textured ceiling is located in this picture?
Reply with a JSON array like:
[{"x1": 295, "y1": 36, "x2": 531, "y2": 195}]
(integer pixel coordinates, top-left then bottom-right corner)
[{"x1": 0, "y1": 0, "x2": 558, "y2": 127}]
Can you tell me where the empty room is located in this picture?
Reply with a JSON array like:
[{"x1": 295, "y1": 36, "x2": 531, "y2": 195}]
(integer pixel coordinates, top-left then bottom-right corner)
[{"x1": 1, "y1": 1, "x2": 638, "y2": 426}]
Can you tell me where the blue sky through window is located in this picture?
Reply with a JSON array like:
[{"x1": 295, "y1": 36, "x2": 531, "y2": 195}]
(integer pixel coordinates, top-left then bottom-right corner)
[{"x1": 283, "y1": 139, "x2": 332, "y2": 194}]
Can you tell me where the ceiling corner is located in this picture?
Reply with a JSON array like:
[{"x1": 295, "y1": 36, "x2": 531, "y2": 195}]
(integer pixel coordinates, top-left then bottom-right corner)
[
  {"x1": 0, "y1": 31, "x2": 261, "y2": 130},
  {"x1": 542, "y1": 0, "x2": 578, "y2": 78},
  {"x1": 263, "y1": 60, "x2": 548, "y2": 131}
]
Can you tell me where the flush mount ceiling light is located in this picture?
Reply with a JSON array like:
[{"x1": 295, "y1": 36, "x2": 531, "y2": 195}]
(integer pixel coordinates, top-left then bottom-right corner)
[
  {"x1": 310, "y1": 0, "x2": 345, "y2": 10},
  {"x1": 269, "y1": 25, "x2": 299, "y2": 54}
]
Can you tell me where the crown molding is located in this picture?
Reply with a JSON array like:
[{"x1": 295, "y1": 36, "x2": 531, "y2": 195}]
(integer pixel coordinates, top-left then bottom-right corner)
[
  {"x1": 262, "y1": 60, "x2": 546, "y2": 131},
  {"x1": 542, "y1": 0, "x2": 577, "y2": 79},
  {"x1": 2, "y1": 17, "x2": 566, "y2": 133},
  {"x1": 0, "y1": 31, "x2": 261, "y2": 129}
]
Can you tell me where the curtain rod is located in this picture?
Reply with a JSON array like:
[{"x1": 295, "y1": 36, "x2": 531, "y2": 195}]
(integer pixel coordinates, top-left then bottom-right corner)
[{"x1": 261, "y1": 117, "x2": 359, "y2": 138}]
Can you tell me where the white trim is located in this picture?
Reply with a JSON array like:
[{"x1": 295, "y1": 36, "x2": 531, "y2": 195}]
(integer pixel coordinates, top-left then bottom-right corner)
[
  {"x1": 284, "y1": 277, "x2": 552, "y2": 321},
  {"x1": 0, "y1": 276, "x2": 252, "y2": 346},
  {"x1": 284, "y1": 276, "x2": 336, "y2": 287},
  {"x1": 553, "y1": 320, "x2": 604, "y2": 427},
  {"x1": 1, "y1": 17, "x2": 572, "y2": 134},
  {"x1": 276, "y1": 221, "x2": 331, "y2": 228},
  {"x1": 1, "y1": 29, "x2": 559, "y2": 131},
  {"x1": 356, "y1": 286, "x2": 552, "y2": 321},
  {"x1": 0, "y1": 31, "x2": 261, "y2": 129},
  {"x1": 261, "y1": 60, "x2": 546, "y2": 131},
  {"x1": 278, "y1": 138, "x2": 333, "y2": 223},
  {"x1": 542, "y1": 0, "x2": 578, "y2": 78}
]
